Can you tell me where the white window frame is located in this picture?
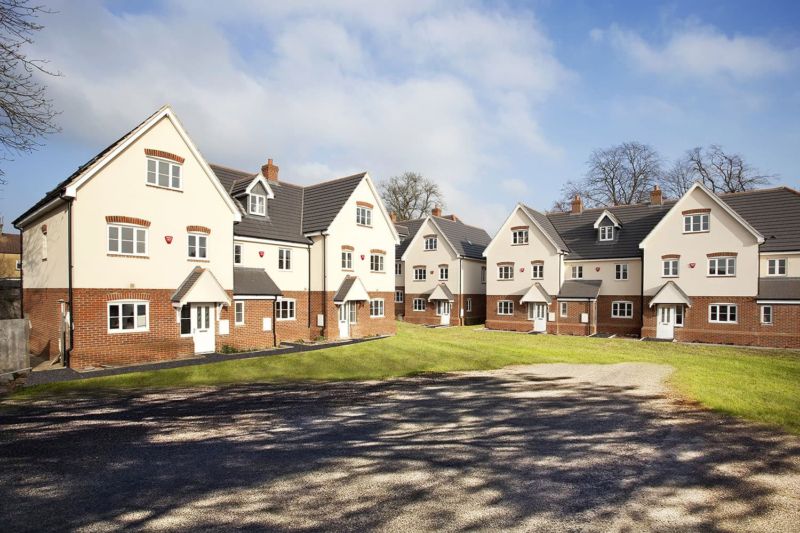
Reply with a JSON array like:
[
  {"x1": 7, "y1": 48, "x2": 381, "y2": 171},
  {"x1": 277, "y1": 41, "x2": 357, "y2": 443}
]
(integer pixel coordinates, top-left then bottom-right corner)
[
  {"x1": 760, "y1": 305, "x2": 773, "y2": 325},
  {"x1": 439, "y1": 265, "x2": 449, "y2": 280},
  {"x1": 571, "y1": 265, "x2": 583, "y2": 279},
  {"x1": 708, "y1": 257, "x2": 736, "y2": 277},
  {"x1": 187, "y1": 233, "x2": 208, "y2": 259},
  {"x1": 342, "y1": 250, "x2": 353, "y2": 270},
  {"x1": 615, "y1": 263, "x2": 628, "y2": 281},
  {"x1": 234, "y1": 244, "x2": 242, "y2": 265},
  {"x1": 767, "y1": 258, "x2": 787, "y2": 276},
  {"x1": 466, "y1": 298, "x2": 472, "y2": 312},
  {"x1": 15, "y1": 259, "x2": 21, "y2": 271},
  {"x1": 512, "y1": 229, "x2": 529, "y2": 245},
  {"x1": 395, "y1": 262, "x2": 402, "y2": 275},
  {"x1": 481, "y1": 267, "x2": 486, "y2": 284},
  {"x1": 370, "y1": 253, "x2": 385, "y2": 273},
  {"x1": 709, "y1": 303, "x2": 737, "y2": 324},
  {"x1": 531, "y1": 263, "x2": 544, "y2": 280},
  {"x1": 675, "y1": 306, "x2": 684, "y2": 327},
  {"x1": 179, "y1": 305, "x2": 192, "y2": 336},
  {"x1": 146, "y1": 157, "x2": 182, "y2": 190},
  {"x1": 276, "y1": 298, "x2": 296, "y2": 320},
  {"x1": 599, "y1": 226, "x2": 614, "y2": 241},
  {"x1": 498, "y1": 265, "x2": 514, "y2": 280},
  {"x1": 108, "y1": 224, "x2": 148, "y2": 256},
  {"x1": 424, "y1": 237, "x2": 437, "y2": 251},
  {"x1": 560, "y1": 301, "x2": 568, "y2": 317},
  {"x1": 278, "y1": 248, "x2": 291, "y2": 271},
  {"x1": 497, "y1": 300, "x2": 514, "y2": 316},
  {"x1": 234, "y1": 300, "x2": 245, "y2": 325},
  {"x1": 413, "y1": 298, "x2": 426, "y2": 311},
  {"x1": 369, "y1": 298, "x2": 385, "y2": 318},
  {"x1": 107, "y1": 300, "x2": 149, "y2": 333},
  {"x1": 395, "y1": 290, "x2": 404, "y2": 303},
  {"x1": 356, "y1": 206, "x2": 372, "y2": 226},
  {"x1": 248, "y1": 193, "x2": 266, "y2": 216},
  {"x1": 611, "y1": 301, "x2": 633, "y2": 318},
  {"x1": 662, "y1": 259, "x2": 678, "y2": 277},
  {"x1": 413, "y1": 267, "x2": 426, "y2": 281},
  {"x1": 683, "y1": 213, "x2": 710, "y2": 233}
]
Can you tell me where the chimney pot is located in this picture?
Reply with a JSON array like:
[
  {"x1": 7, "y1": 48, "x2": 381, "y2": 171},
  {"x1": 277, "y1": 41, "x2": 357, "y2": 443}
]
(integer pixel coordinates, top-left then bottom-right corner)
[
  {"x1": 570, "y1": 195, "x2": 583, "y2": 215},
  {"x1": 389, "y1": 211, "x2": 398, "y2": 223},
  {"x1": 444, "y1": 214, "x2": 459, "y2": 222},
  {"x1": 650, "y1": 184, "x2": 663, "y2": 206},
  {"x1": 261, "y1": 158, "x2": 279, "y2": 181},
  {"x1": 431, "y1": 205, "x2": 442, "y2": 217}
]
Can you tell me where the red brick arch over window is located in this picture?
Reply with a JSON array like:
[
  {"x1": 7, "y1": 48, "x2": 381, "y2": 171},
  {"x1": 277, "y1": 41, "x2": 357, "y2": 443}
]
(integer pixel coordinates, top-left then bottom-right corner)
[
  {"x1": 187, "y1": 225, "x2": 211, "y2": 234},
  {"x1": 145, "y1": 148, "x2": 185, "y2": 164},
  {"x1": 105, "y1": 216, "x2": 151, "y2": 227}
]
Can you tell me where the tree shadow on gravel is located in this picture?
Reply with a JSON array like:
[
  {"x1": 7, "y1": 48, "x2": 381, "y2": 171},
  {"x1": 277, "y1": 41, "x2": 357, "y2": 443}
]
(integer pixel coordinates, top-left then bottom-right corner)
[{"x1": 1, "y1": 373, "x2": 798, "y2": 531}]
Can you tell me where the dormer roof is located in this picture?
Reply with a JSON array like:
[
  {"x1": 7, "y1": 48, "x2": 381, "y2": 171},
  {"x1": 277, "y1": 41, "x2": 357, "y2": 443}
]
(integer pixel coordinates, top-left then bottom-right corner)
[{"x1": 593, "y1": 210, "x2": 622, "y2": 229}]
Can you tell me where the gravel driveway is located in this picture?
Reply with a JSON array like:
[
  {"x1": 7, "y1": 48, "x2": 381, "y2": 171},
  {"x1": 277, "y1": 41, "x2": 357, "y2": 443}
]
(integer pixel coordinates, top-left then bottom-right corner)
[{"x1": 1, "y1": 363, "x2": 798, "y2": 532}]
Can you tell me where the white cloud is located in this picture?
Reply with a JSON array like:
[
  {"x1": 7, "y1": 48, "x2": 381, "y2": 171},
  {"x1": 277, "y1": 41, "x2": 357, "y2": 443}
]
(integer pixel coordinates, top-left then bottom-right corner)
[
  {"x1": 607, "y1": 23, "x2": 796, "y2": 80},
  {"x1": 500, "y1": 178, "x2": 527, "y2": 194},
  {"x1": 589, "y1": 28, "x2": 604, "y2": 43},
  {"x1": 28, "y1": 0, "x2": 571, "y2": 231}
]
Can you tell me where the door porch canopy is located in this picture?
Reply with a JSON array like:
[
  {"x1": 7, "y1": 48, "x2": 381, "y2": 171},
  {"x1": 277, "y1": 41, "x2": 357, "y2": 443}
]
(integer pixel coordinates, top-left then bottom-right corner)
[
  {"x1": 171, "y1": 267, "x2": 231, "y2": 309},
  {"x1": 649, "y1": 281, "x2": 692, "y2": 308},
  {"x1": 333, "y1": 276, "x2": 370, "y2": 304},
  {"x1": 520, "y1": 282, "x2": 552, "y2": 304}
]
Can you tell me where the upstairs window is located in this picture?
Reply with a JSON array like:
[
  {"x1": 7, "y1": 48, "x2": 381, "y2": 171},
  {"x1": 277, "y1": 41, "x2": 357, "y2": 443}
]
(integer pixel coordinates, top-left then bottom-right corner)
[
  {"x1": 413, "y1": 267, "x2": 426, "y2": 281},
  {"x1": 424, "y1": 237, "x2": 437, "y2": 250},
  {"x1": 370, "y1": 253, "x2": 385, "y2": 272},
  {"x1": 708, "y1": 257, "x2": 736, "y2": 277},
  {"x1": 234, "y1": 244, "x2": 242, "y2": 265},
  {"x1": 342, "y1": 250, "x2": 353, "y2": 270},
  {"x1": 767, "y1": 258, "x2": 786, "y2": 276},
  {"x1": 663, "y1": 259, "x2": 678, "y2": 277},
  {"x1": 571, "y1": 265, "x2": 583, "y2": 279},
  {"x1": 481, "y1": 266, "x2": 486, "y2": 283},
  {"x1": 615, "y1": 264, "x2": 628, "y2": 280},
  {"x1": 249, "y1": 194, "x2": 266, "y2": 216},
  {"x1": 395, "y1": 262, "x2": 402, "y2": 275},
  {"x1": 108, "y1": 225, "x2": 147, "y2": 256},
  {"x1": 188, "y1": 234, "x2": 207, "y2": 259},
  {"x1": 512, "y1": 229, "x2": 529, "y2": 245},
  {"x1": 439, "y1": 265, "x2": 449, "y2": 280},
  {"x1": 498, "y1": 265, "x2": 514, "y2": 280},
  {"x1": 356, "y1": 206, "x2": 372, "y2": 226},
  {"x1": 684, "y1": 213, "x2": 709, "y2": 233},
  {"x1": 599, "y1": 226, "x2": 614, "y2": 241},
  {"x1": 531, "y1": 263, "x2": 544, "y2": 279},
  {"x1": 147, "y1": 158, "x2": 181, "y2": 190},
  {"x1": 278, "y1": 248, "x2": 291, "y2": 271}
]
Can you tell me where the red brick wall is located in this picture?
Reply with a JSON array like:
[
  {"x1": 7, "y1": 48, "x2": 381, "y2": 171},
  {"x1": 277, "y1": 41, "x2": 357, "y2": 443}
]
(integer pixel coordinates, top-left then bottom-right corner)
[
  {"x1": 553, "y1": 299, "x2": 595, "y2": 336},
  {"x1": 394, "y1": 286, "x2": 404, "y2": 319},
  {"x1": 596, "y1": 295, "x2": 642, "y2": 337},
  {"x1": 643, "y1": 296, "x2": 800, "y2": 348},
  {"x1": 227, "y1": 298, "x2": 276, "y2": 351},
  {"x1": 402, "y1": 292, "x2": 485, "y2": 326},
  {"x1": 23, "y1": 288, "x2": 68, "y2": 358},
  {"x1": 485, "y1": 295, "x2": 596, "y2": 336},
  {"x1": 319, "y1": 291, "x2": 396, "y2": 340}
]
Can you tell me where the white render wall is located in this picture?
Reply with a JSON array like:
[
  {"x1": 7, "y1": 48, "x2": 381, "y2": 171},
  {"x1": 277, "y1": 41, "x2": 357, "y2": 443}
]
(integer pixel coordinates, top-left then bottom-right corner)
[
  {"x1": 234, "y1": 239, "x2": 310, "y2": 292},
  {"x1": 402, "y1": 218, "x2": 461, "y2": 294},
  {"x1": 563, "y1": 258, "x2": 642, "y2": 296},
  {"x1": 20, "y1": 202, "x2": 69, "y2": 289},
  {"x1": 759, "y1": 253, "x2": 800, "y2": 277}
]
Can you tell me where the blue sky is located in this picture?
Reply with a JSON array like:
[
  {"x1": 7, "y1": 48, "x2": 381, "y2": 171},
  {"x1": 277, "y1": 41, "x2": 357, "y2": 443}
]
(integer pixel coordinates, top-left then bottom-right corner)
[{"x1": 2, "y1": 0, "x2": 799, "y2": 232}]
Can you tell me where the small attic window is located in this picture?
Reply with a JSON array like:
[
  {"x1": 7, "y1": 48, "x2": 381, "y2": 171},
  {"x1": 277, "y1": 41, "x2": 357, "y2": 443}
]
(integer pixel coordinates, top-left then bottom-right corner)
[
  {"x1": 249, "y1": 193, "x2": 266, "y2": 216},
  {"x1": 599, "y1": 226, "x2": 614, "y2": 241}
]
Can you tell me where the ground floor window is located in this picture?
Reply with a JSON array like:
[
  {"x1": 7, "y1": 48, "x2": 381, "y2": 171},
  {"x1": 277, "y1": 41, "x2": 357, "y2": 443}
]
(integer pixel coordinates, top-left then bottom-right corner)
[
  {"x1": 413, "y1": 298, "x2": 426, "y2": 311},
  {"x1": 497, "y1": 300, "x2": 514, "y2": 315},
  {"x1": 234, "y1": 301, "x2": 245, "y2": 325},
  {"x1": 370, "y1": 299, "x2": 384, "y2": 318},
  {"x1": 466, "y1": 298, "x2": 472, "y2": 312},
  {"x1": 277, "y1": 299, "x2": 296, "y2": 320},
  {"x1": 349, "y1": 301, "x2": 358, "y2": 323},
  {"x1": 560, "y1": 301, "x2": 567, "y2": 317},
  {"x1": 395, "y1": 290, "x2": 404, "y2": 303},
  {"x1": 709, "y1": 304, "x2": 737, "y2": 323},
  {"x1": 611, "y1": 301, "x2": 633, "y2": 318},
  {"x1": 180, "y1": 305, "x2": 191, "y2": 334},
  {"x1": 675, "y1": 305, "x2": 684, "y2": 327},
  {"x1": 108, "y1": 301, "x2": 148, "y2": 332},
  {"x1": 761, "y1": 305, "x2": 773, "y2": 325}
]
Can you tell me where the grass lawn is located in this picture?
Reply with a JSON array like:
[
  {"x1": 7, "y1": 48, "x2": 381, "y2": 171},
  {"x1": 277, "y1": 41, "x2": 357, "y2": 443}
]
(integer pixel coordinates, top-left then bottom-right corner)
[{"x1": 13, "y1": 322, "x2": 800, "y2": 434}]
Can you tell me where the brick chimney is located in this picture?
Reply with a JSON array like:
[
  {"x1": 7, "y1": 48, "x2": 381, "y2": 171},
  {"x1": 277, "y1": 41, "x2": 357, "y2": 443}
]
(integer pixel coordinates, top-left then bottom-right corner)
[
  {"x1": 431, "y1": 205, "x2": 442, "y2": 217},
  {"x1": 650, "y1": 185, "x2": 663, "y2": 206},
  {"x1": 261, "y1": 158, "x2": 279, "y2": 182},
  {"x1": 389, "y1": 211, "x2": 398, "y2": 223},
  {"x1": 443, "y1": 214, "x2": 459, "y2": 222},
  {"x1": 570, "y1": 195, "x2": 583, "y2": 215}
]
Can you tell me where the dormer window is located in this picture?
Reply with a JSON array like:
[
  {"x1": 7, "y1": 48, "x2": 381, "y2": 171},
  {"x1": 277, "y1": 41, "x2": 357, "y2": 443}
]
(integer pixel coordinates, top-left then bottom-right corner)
[
  {"x1": 249, "y1": 194, "x2": 266, "y2": 216},
  {"x1": 146, "y1": 157, "x2": 181, "y2": 190},
  {"x1": 593, "y1": 210, "x2": 621, "y2": 242},
  {"x1": 599, "y1": 226, "x2": 614, "y2": 241}
]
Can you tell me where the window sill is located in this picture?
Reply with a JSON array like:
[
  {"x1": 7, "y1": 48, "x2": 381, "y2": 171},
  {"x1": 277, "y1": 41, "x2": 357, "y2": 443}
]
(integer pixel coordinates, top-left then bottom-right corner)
[
  {"x1": 682, "y1": 230, "x2": 710, "y2": 234},
  {"x1": 531, "y1": 277, "x2": 544, "y2": 281},
  {"x1": 662, "y1": 275, "x2": 679, "y2": 278},
  {"x1": 342, "y1": 268, "x2": 354, "y2": 272},
  {"x1": 511, "y1": 243, "x2": 529, "y2": 246},
  {"x1": 611, "y1": 316, "x2": 634, "y2": 320},
  {"x1": 108, "y1": 254, "x2": 149, "y2": 259},
  {"x1": 356, "y1": 224, "x2": 373, "y2": 228},
  {"x1": 497, "y1": 278, "x2": 514, "y2": 281},
  {"x1": 188, "y1": 259, "x2": 210, "y2": 263},
  {"x1": 765, "y1": 274, "x2": 787, "y2": 277},
  {"x1": 146, "y1": 183, "x2": 183, "y2": 193},
  {"x1": 370, "y1": 271, "x2": 386, "y2": 274},
  {"x1": 706, "y1": 275, "x2": 736, "y2": 278}
]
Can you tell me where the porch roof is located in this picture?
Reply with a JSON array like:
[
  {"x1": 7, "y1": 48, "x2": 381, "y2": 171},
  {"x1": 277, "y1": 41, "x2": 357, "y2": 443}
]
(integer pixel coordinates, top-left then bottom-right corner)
[
  {"x1": 333, "y1": 276, "x2": 370, "y2": 304},
  {"x1": 649, "y1": 281, "x2": 692, "y2": 308},
  {"x1": 171, "y1": 267, "x2": 231, "y2": 308},
  {"x1": 520, "y1": 282, "x2": 552, "y2": 304}
]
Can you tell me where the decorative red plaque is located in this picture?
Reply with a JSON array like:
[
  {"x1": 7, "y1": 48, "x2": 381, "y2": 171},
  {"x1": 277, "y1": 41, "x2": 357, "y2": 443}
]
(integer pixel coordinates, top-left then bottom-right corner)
[
  {"x1": 259, "y1": 251, "x2": 264, "y2": 257},
  {"x1": 164, "y1": 235, "x2": 173, "y2": 244},
  {"x1": 689, "y1": 262, "x2": 696, "y2": 268}
]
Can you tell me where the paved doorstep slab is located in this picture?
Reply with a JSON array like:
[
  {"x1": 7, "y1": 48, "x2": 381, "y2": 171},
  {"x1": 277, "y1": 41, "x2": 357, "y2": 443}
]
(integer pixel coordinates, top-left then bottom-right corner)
[{"x1": 1, "y1": 363, "x2": 798, "y2": 532}]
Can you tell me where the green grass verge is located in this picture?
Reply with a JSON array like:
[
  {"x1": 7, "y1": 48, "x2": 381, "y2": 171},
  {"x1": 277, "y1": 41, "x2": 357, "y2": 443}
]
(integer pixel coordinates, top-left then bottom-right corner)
[{"x1": 12, "y1": 322, "x2": 800, "y2": 433}]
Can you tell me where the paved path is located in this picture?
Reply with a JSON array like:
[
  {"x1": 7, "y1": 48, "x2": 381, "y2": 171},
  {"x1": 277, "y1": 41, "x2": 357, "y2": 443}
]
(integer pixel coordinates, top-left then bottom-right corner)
[{"x1": 2, "y1": 363, "x2": 798, "y2": 531}]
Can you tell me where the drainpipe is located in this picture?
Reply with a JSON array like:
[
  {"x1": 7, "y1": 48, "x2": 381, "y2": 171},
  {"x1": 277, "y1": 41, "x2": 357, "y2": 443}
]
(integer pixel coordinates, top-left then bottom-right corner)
[
  {"x1": 272, "y1": 299, "x2": 277, "y2": 346},
  {"x1": 17, "y1": 223, "x2": 23, "y2": 319},
  {"x1": 62, "y1": 195, "x2": 74, "y2": 368},
  {"x1": 458, "y1": 257, "x2": 463, "y2": 325},
  {"x1": 307, "y1": 242, "x2": 311, "y2": 329},
  {"x1": 322, "y1": 233, "x2": 327, "y2": 338},
  {"x1": 640, "y1": 251, "x2": 645, "y2": 337}
]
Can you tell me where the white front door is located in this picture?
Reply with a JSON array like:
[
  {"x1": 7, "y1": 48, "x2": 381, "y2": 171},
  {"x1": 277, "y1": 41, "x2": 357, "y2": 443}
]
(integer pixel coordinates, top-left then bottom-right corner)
[
  {"x1": 529, "y1": 303, "x2": 547, "y2": 332},
  {"x1": 338, "y1": 303, "x2": 350, "y2": 338},
  {"x1": 437, "y1": 301, "x2": 451, "y2": 325},
  {"x1": 656, "y1": 305, "x2": 675, "y2": 340},
  {"x1": 192, "y1": 303, "x2": 215, "y2": 353}
]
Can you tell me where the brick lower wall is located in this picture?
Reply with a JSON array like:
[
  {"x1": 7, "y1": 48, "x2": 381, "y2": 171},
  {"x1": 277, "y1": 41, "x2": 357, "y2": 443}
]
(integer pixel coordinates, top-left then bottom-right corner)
[
  {"x1": 643, "y1": 296, "x2": 800, "y2": 349},
  {"x1": 485, "y1": 295, "x2": 598, "y2": 336},
  {"x1": 227, "y1": 298, "x2": 277, "y2": 351},
  {"x1": 23, "y1": 288, "x2": 68, "y2": 359},
  {"x1": 402, "y1": 292, "x2": 485, "y2": 326},
  {"x1": 596, "y1": 295, "x2": 642, "y2": 337}
]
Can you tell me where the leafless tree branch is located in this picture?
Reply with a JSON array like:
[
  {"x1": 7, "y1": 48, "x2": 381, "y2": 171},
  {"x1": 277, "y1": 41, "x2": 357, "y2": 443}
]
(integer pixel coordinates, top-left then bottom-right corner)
[{"x1": 379, "y1": 171, "x2": 445, "y2": 221}]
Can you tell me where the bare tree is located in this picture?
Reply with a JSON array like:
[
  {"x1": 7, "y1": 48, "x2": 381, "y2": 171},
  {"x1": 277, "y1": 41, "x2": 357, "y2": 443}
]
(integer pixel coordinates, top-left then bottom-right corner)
[
  {"x1": 557, "y1": 141, "x2": 662, "y2": 209},
  {"x1": 0, "y1": 0, "x2": 60, "y2": 182},
  {"x1": 663, "y1": 145, "x2": 772, "y2": 196},
  {"x1": 379, "y1": 171, "x2": 445, "y2": 221}
]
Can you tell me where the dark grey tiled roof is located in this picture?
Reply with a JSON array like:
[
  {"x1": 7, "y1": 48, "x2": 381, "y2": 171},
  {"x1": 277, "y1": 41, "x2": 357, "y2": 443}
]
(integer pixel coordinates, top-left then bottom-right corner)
[
  {"x1": 395, "y1": 219, "x2": 426, "y2": 258},
  {"x1": 433, "y1": 216, "x2": 492, "y2": 259},
  {"x1": 302, "y1": 173, "x2": 366, "y2": 233},
  {"x1": 558, "y1": 279, "x2": 602, "y2": 299},
  {"x1": 520, "y1": 205, "x2": 568, "y2": 252},
  {"x1": 547, "y1": 203, "x2": 673, "y2": 260},
  {"x1": 720, "y1": 187, "x2": 800, "y2": 252},
  {"x1": 757, "y1": 277, "x2": 800, "y2": 300},
  {"x1": 333, "y1": 276, "x2": 356, "y2": 303},
  {"x1": 171, "y1": 267, "x2": 204, "y2": 302},
  {"x1": 233, "y1": 267, "x2": 282, "y2": 296}
]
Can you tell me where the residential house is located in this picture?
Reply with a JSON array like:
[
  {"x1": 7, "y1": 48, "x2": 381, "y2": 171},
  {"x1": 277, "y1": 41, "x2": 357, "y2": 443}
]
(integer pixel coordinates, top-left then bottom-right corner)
[
  {"x1": 0, "y1": 228, "x2": 21, "y2": 279},
  {"x1": 485, "y1": 184, "x2": 800, "y2": 348},
  {"x1": 395, "y1": 207, "x2": 491, "y2": 326},
  {"x1": 14, "y1": 106, "x2": 398, "y2": 369}
]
